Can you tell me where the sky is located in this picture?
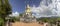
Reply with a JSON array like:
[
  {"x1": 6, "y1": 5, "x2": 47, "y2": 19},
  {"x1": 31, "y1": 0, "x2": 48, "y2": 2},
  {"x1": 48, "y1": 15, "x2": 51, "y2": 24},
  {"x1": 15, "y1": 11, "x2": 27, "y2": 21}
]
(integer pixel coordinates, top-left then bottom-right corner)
[
  {"x1": 9, "y1": 0, "x2": 41, "y2": 13},
  {"x1": 9, "y1": 0, "x2": 60, "y2": 17}
]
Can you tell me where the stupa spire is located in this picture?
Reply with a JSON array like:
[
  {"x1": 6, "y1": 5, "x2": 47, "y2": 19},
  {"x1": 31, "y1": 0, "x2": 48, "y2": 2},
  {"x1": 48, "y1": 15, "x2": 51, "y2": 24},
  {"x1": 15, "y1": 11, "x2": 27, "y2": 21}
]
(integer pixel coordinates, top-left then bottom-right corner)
[{"x1": 25, "y1": 4, "x2": 31, "y2": 14}]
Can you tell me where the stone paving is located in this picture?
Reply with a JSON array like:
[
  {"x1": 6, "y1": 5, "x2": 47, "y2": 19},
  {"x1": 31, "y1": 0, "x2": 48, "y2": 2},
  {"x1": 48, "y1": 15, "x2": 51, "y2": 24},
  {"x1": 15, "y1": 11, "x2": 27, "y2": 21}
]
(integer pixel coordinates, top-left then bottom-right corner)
[{"x1": 12, "y1": 22, "x2": 44, "y2": 26}]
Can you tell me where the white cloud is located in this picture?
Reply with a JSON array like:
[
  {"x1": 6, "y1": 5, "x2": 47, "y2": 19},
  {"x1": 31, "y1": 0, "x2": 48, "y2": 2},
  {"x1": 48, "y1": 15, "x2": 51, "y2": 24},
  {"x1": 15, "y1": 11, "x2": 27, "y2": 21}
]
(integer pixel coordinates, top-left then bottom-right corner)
[
  {"x1": 30, "y1": 0, "x2": 60, "y2": 18},
  {"x1": 57, "y1": 1, "x2": 60, "y2": 15},
  {"x1": 9, "y1": 11, "x2": 19, "y2": 17}
]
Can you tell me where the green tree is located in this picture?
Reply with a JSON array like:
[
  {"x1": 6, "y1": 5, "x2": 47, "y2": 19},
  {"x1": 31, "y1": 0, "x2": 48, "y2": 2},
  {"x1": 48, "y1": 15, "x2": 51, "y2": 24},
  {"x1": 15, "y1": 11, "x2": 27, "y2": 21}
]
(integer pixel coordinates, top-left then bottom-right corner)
[
  {"x1": 41, "y1": 18, "x2": 49, "y2": 22},
  {"x1": 0, "y1": 0, "x2": 12, "y2": 26},
  {"x1": 57, "y1": 17, "x2": 60, "y2": 21},
  {"x1": 0, "y1": 0, "x2": 12, "y2": 20},
  {"x1": 38, "y1": 18, "x2": 49, "y2": 22},
  {"x1": 19, "y1": 14, "x2": 23, "y2": 17},
  {"x1": 0, "y1": 18, "x2": 4, "y2": 26}
]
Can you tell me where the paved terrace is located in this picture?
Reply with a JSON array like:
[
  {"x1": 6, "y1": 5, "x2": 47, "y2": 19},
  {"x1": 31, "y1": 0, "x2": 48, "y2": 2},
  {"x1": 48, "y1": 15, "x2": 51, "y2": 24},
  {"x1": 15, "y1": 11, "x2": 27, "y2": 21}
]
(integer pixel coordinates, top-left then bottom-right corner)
[{"x1": 12, "y1": 22, "x2": 44, "y2": 26}]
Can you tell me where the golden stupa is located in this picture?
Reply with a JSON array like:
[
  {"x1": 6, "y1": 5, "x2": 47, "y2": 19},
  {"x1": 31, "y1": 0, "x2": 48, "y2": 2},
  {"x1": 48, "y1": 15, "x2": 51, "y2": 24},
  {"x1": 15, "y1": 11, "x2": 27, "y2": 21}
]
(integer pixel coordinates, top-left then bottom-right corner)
[
  {"x1": 25, "y1": 4, "x2": 31, "y2": 15},
  {"x1": 20, "y1": 4, "x2": 36, "y2": 23}
]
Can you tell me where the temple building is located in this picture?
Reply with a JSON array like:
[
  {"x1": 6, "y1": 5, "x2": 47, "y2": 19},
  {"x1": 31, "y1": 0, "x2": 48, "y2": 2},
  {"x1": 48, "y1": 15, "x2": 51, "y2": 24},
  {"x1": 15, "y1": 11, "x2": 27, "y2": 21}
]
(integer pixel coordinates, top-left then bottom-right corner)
[
  {"x1": 24, "y1": 4, "x2": 33, "y2": 18},
  {"x1": 25, "y1": 4, "x2": 31, "y2": 14},
  {"x1": 20, "y1": 4, "x2": 36, "y2": 23}
]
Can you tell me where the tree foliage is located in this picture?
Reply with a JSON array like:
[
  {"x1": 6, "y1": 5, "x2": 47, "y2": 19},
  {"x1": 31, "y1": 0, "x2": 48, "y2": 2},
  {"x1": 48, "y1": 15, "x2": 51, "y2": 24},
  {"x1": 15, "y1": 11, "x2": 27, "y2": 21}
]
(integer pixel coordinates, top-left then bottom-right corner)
[
  {"x1": 20, "y1": 14, "x2": 23, "y2": 16},
  {"x1": 0, "y1": 0, "x2": 12, "y2": 26},
  {"x1": 0, "y1": 0, "x2": 12, "y2": 19},
  {"x1": 0, "y1": 18, "x2": 4, "y2": 26},
  {"x1": 37, "y1": 17, "x2": 58, "y2": 24}
]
